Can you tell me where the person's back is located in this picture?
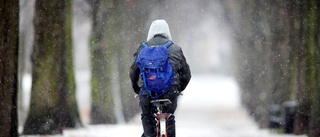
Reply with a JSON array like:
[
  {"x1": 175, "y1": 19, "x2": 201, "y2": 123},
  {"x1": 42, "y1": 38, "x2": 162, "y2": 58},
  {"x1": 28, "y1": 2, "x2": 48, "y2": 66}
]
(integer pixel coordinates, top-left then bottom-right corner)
[{"x1": 130, "y1": 19, "x2": 191, "y2": 137}]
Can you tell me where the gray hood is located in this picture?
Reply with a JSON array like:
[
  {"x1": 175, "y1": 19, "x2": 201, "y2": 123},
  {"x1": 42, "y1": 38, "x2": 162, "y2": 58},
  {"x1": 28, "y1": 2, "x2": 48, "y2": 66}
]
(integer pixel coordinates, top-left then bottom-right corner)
[{"x1": 147, "y1": 19, "x2": 172, "y2": 41}]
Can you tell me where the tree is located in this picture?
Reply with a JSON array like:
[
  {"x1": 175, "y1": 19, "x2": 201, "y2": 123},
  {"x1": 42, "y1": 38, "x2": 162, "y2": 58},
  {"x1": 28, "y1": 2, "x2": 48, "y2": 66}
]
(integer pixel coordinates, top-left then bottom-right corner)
[
  {"x1": 117, "y1": 0, "x2": 150, "y2": 121},
  {"x1": 293, "y1": 0, "x2": 316, "y2": 134},
  {"x1": 23, "y1": 0, "x2": 81, "y2": 134},
  {"x1": 88, "y1": 0, "x2": 118, "y2": 124},
  {"x1": 307, "y1": 1, "x2": 320, "y2": 137},
  {"x1": 0, "y1": 0, "x2": 19, "y2": 136},
  {"x1": 88, "y1": 0, "x2": 147, "y2": 124}
]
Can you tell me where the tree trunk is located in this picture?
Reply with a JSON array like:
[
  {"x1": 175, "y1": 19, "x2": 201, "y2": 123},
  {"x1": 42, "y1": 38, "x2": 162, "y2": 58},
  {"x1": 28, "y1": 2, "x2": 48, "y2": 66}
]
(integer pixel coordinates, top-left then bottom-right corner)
[
  {"x1": 308, "y1": 1, "x2": 320, "y2": 136},
  {"x1": 288, "y1": 0, "x2": 300, "y2": 102},
  {"x1": 23, "y1": 0, "x2": 81, "y2": 134},
  {"x1": 294, "y1": 1, "x2": 315, "y2": 134},
  {"x1": 89, "y1": 0, "x2": 146, "y2": 124},
  {"x1": 118, "y1": 0, "x2": 147, "y2": 120},
  {"x1": 103, "y1": 0, "x2": 126, "y2": 124},
  {"x1": 0, "y1": 0, "x2": 19, "y2": 136},
  {"x1": 118, "y1": 0, "x2": 147, "y2": 122},
  {"x1": 89, "y1": 0, "x2": 117, "y2": 124}
]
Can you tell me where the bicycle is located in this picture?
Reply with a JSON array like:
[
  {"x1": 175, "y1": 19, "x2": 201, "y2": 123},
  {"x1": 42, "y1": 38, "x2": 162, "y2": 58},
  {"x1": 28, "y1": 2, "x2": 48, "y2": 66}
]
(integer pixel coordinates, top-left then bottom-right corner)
[{"x1": 151, "y1": 99, "x2": 172, "y2": 137}]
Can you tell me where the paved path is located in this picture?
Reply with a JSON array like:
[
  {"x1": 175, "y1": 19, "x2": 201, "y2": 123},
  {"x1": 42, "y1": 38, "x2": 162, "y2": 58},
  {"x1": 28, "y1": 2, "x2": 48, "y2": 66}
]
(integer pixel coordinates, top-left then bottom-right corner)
[
  {"x1": 59, "y1": 74, "x2": 307, "y2": 137},
  {"x1": 21, "y1": 74, "x2": 308, "y2": 137}
]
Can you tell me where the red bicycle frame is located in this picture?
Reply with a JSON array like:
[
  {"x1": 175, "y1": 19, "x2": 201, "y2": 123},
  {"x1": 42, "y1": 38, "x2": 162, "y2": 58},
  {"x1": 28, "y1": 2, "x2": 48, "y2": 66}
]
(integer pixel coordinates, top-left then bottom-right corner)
[{"x1": 151, "y1": 99, "x2": 172, "y2": 137}]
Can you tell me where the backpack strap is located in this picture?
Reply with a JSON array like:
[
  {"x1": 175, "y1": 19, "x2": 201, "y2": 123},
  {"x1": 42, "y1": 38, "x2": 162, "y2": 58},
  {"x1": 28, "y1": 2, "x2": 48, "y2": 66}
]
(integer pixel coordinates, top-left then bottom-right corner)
[
  {"x1": 163, "y1": 40, "x2": 173, "y2": 48},
  {"x1": 141, "y1": 41, "x2": 148, "y2": 48},
  {"x1": 140, "y1": 72, "x2": 152, "y2": 96}
]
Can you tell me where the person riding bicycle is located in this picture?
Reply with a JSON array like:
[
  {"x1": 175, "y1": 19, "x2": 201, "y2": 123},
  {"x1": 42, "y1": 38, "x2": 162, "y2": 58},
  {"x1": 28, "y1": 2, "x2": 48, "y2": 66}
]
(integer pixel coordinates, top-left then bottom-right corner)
[{"x1": 130, "y1": 19, "x2": 191, "y2": 137}]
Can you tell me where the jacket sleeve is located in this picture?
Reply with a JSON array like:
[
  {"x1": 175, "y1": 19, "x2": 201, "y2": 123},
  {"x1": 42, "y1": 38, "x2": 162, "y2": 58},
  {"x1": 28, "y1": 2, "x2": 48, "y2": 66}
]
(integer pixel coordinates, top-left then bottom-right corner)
[
  {"x1": 129, "y1": 51, "x2": 141, "y2": 94},
  {"x1": 177, "y1": 48, "x2": 191, "y2": 92}
]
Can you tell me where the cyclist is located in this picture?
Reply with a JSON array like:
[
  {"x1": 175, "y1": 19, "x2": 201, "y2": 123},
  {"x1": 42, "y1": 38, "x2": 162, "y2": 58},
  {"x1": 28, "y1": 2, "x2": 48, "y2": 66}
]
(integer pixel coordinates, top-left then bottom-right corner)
[{"x1": 130, "y1": 19, "x2": 191, "y2": 137}]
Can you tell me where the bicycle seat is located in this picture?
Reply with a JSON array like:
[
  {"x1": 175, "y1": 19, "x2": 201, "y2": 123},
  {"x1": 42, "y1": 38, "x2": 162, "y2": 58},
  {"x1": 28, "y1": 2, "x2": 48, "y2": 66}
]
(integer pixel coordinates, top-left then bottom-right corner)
[{"x1": 151, "y1": 99, "x2": 172, "y2": 106}]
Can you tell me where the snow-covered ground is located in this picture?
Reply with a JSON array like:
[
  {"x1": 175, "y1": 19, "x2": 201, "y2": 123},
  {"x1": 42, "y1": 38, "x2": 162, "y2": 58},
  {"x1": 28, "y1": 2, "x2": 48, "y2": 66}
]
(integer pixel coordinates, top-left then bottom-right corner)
[
  {"x1": 20, "y1": 73, "x2": 307, "y2": 137},
  {"x1": 57, "y1": 74, "x2": 306, "y2": 137}
]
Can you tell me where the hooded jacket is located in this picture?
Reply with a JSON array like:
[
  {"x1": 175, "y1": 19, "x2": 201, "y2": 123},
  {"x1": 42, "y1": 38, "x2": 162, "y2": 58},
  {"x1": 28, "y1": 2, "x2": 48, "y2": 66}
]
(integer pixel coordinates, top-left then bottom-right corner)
[{"x1": 130, "y1": 20, "x2": 191, "y2": 94}]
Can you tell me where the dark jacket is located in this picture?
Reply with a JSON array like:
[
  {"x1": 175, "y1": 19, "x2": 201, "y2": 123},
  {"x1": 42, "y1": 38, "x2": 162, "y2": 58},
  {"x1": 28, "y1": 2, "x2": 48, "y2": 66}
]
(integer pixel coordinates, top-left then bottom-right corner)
[{"x1": 130, "y1": 35, "x2": 191, "y2": 94}]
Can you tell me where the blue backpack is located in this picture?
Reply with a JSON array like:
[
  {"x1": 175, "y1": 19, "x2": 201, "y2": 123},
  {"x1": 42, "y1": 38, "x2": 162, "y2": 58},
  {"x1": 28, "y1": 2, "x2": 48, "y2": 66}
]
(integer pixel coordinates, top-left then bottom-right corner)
[{"x1": 136, "y1": 40, "x2": 174, "y2": 98}]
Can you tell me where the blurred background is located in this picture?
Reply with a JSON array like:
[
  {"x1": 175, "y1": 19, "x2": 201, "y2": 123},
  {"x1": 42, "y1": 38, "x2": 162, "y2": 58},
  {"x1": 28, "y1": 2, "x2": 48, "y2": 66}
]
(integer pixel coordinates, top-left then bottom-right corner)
[{"x1": 16, "y1": 0, "x2": 319, "y2": 137}]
